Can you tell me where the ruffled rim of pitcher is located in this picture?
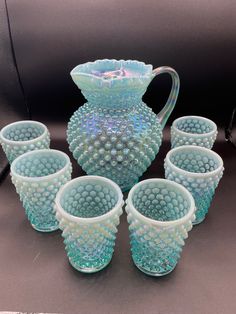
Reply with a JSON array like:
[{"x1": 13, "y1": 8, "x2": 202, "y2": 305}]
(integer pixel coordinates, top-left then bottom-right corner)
[{"x1": 71, "y1": 59, "x2": 153, "y2": 80}]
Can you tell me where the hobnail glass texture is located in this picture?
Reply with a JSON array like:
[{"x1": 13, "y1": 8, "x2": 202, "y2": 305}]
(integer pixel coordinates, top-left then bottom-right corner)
[
  {"x1": 164, "y1": 146, "x2": 224, "y2": 225},
  {"x1": 11, "y1": 149, "x2": 72, "y2": 232},
  {"x1": 0, "y1": 120, "x2": 50, "y2": 163},
  {"x1": 67, "y1": 59, "x2": 180, "y2": 191},
  {"x1": 126, "y1": 179, "x2": 195, "y2": 276},
  {"x1": 171, "y1": 116, "x2": 217, "y2": 149},
  {"x1": 55, "y1": 176, "x2": 124, "y2": 273}
]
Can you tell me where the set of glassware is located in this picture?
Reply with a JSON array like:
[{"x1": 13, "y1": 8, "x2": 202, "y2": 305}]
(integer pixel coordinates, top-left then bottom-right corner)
[{"x1": 0, "y1": 59, "x2": 224, "y2": 276}]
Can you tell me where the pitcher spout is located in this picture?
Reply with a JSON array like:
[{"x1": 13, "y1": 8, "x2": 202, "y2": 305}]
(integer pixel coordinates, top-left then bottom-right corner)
[{"x1": 70, "y1": 59, "x2": 153, "y2": 107}]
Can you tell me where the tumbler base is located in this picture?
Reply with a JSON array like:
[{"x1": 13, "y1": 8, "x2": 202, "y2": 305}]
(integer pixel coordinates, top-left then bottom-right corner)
[
  {"x1": 31, "y1": 223, "x2": 59, "y2": 233},
  {"x1": 134, "y1": 262, "x2": 176, "y2": 277},
  {"x1": 69, "y1": 258, "x2": 112, "y2": 273},
  {"x1": 193, "y1": 215, "x2": 206, "y2": 225}
]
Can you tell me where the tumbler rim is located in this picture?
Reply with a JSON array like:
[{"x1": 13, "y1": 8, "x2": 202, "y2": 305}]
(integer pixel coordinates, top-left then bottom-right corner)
[
  {"x1": 172, "y1": 115, "x2": 217, "y2": 137},
  {"x1": 11, "y1": 149, "x2": 71, "y2": 182},
  {"x1": 165, "y1": 145, "x2": 224, "y2": 178},
  {"x1": 127, "y1": 178, "x2": 195, "y2": 227},
  {"x1": 55, "y1": 175, "x2": 124, "y2": 224},
  {"x1": 0, "y1": 120, "x2": 48, "y2": 145}
]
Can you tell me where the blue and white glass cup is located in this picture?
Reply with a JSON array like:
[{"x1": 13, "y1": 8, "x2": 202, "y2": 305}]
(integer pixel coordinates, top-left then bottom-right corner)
[
  {"x1": 55, "y1": 176, "x2": 124, "y2": 273},
  {"x1": 0, "y1": 120, "x2": 50, "y2": 163},
  {"x1": 164, "y1": 145, "x2": 224, "y2": 225},
  {"x1": 126, "y1": 179, "x2": 195, "y2": 276},
  {"x1": 11, "y1": 149, "x2": 72, "y2": 232},
  {"x1": 171, "y1": 116, "x2": 217, "y2": 149}
]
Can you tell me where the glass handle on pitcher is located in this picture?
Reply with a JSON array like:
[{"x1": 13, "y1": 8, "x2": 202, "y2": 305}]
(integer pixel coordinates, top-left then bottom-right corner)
[{"x1": 152, "y1": 66, "x2": 180, "y2": 129}]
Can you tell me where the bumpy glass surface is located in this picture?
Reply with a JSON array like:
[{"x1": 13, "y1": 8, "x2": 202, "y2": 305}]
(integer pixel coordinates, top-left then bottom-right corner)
[
  {"x1": 164, "y1": 146, "x2": 224, "y2": 224},
  {"x1": 11, "y1": 150, "x2": 72, "y2": 232},
  {"x1": 67, "y1": 60, "x2": 164, "y2": 191},
  {"x1": 0, "y1": 121, "x2": 50, "y2": 163},
  {"x1": 171, "y1": 116, "x2": 217, "y2": 149},
  {"x1": 126, "y1": 180, "x2": 195, "y2": 276},
  {"x1": 56, "y1": 178, "x2": 123, "y2": 273}
]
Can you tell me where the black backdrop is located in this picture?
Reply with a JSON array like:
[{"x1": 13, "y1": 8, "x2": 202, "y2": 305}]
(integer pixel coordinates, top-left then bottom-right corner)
[{"x1": 1, "y1": 0, "x2": 236, "y2": 172}]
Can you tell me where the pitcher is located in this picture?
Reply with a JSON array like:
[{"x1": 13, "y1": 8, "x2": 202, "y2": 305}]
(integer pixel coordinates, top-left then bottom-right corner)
[{"x1": 67, "y1": 59, "x2": 180, "y2": 191}]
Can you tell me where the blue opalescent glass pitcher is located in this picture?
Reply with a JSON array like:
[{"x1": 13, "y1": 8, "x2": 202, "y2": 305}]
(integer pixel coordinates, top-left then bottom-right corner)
[{"x1": 67, "y1": 59, "x2": 180, "y2": 191}]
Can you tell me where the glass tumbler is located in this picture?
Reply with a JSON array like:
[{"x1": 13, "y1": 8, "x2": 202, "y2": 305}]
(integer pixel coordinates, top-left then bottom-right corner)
[
  {"x1": 0, "y1": 120, "x2": 50, "y2": 163},
  {"x1": 164, "y1": 145, "x2": 224, "y2": 225},
  {"x1": 55, "y1": 176, "x2": 124, "y2": 273},
  {"x1": 11, "y1": 149, "x2": 72, "y2": 232},
  {"x1": 171, "y1": 116, "x2": 217, "y2": 149},
  {"x1": 126, "y1": 178, "x2": 195, "y2": 276}
]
